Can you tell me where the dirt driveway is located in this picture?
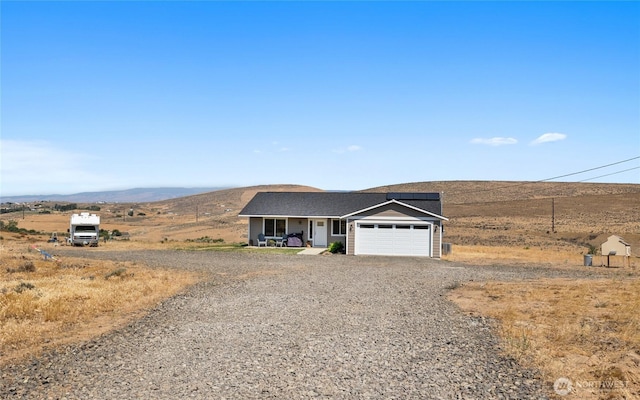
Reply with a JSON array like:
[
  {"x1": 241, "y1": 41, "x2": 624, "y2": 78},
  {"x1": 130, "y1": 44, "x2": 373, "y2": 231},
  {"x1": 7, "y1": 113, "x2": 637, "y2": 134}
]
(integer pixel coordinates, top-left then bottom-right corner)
[{"x1": 1, "y1": 250, "x2": 575, "y2": 399}]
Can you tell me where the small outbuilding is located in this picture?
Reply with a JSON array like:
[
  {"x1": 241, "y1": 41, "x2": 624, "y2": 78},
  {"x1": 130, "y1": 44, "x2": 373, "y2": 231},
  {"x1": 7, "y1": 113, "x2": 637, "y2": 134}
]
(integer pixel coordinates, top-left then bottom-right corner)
[
  {"x1": 601, "y1": 235, "x2": 631, "y2": 257},
  {"x1": 601, "y1": 235, "x2": 631, "y2": 267}
]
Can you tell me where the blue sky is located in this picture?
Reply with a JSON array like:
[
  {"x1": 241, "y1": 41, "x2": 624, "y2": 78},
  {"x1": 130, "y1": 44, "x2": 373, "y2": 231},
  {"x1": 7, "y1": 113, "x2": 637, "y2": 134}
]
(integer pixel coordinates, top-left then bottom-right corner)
[{"x1": 2, "y1": 1, "x2": 639, "y2": 196}]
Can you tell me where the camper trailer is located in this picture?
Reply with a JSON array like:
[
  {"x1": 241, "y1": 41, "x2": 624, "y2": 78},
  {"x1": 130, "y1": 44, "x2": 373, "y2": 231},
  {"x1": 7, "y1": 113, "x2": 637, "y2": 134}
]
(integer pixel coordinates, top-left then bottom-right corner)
[{"x1": 69, "y1": 212, "x2": 100, "y2": 246}]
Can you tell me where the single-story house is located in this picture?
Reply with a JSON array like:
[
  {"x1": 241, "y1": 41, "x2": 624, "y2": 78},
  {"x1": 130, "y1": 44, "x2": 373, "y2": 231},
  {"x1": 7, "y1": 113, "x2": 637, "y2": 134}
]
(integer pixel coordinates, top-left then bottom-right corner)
[{"x1": 238, "y1": 192, "x2": 448, "y2": 258}]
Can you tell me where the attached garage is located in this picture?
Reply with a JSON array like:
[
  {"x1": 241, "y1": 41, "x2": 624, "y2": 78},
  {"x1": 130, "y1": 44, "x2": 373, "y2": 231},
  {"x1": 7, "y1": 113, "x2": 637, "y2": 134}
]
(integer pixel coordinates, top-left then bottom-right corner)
[
  {"x1": 355, "y1": 222, "x2": 432, "y2": 256},
  {"x1": 344, "y1": 195, "x2": 447, "y2": 258}
]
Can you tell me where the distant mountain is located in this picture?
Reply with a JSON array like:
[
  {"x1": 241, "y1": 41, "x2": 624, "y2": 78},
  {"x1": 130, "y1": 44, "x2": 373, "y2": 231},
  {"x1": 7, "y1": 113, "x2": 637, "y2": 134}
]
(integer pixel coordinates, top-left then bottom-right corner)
[{"x1": 0, "y1": 187, "x2": 228, "y2": 204}]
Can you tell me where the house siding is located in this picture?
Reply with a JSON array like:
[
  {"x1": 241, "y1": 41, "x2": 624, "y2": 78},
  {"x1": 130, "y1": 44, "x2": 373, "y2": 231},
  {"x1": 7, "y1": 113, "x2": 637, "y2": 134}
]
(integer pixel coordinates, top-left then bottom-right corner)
[
  {"x1": 288, "y1": 218, "x2": 307, "y2": 238},
  {"x1": 355, "y1": 203, "x2": 438, "y2": 219},
  {"x1": 248, "y1": 217, "x2": 263, "y2": 245},
  {"x1": 347, "y1": 220, "x2": 356, "y2": 255},
  {"x1": 433, "y1": 221, "x2": 442, "y2": 258}
]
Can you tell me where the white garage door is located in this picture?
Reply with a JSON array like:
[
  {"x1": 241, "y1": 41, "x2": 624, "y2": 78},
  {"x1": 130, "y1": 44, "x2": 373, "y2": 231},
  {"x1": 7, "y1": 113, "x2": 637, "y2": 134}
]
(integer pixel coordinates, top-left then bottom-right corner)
[{"x1": 355, "y1": 222, "x2": 432, "y2": 256}]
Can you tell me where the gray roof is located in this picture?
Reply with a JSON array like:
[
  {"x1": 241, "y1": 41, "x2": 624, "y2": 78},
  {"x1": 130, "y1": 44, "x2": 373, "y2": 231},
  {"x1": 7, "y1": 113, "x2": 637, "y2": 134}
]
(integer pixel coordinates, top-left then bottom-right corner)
[{"x1": 238, "y1": 192, "x2": 444, "y2": 218}]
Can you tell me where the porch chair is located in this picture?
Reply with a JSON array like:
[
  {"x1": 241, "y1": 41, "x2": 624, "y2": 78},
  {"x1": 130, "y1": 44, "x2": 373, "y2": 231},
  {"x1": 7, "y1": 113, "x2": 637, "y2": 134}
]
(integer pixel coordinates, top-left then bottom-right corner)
[
  {"x1": 257, "y1": 233, "x2": 267, "y2": 247},
  {"x1": 275, "y1": 234, "x2": 286, "y2": 247}
]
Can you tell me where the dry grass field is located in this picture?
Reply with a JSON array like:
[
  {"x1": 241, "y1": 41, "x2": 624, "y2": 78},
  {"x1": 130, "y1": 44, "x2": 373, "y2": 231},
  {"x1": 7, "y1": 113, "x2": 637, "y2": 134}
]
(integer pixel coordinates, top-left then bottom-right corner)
[
  {"x1": 445, "y1": 249, "x2": 639, "y2": 399},
  {"x1": 450, "y1": 277, "x2": 640, "y2": 399},
  {"x1": 2, "y1": 181, "x2": 639, "y2": 397},
  {"x1": 0, "y1": 235, "x2": 199, "y2": 365}
]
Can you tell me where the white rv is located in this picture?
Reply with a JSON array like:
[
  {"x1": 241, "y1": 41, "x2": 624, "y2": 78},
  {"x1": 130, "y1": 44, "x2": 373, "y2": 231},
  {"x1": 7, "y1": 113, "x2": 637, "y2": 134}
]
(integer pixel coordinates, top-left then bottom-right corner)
[{"x1": 69, "y1": 212, "x2": 100, "y2": 246}]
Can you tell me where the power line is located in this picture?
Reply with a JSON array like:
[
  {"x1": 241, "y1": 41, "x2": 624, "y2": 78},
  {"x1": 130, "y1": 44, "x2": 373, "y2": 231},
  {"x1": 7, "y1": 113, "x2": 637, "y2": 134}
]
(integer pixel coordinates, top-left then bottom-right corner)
[
  {"x1": 538, "y1": 156, "x2": 640, "y2": 182},
  {"x1": 480, "y1": 166, "x2": 640, "y2": 202},
  {"x1": 446, "y1": 155, "x2": 640, "y2": 197},
  {"x1": 577, "y1": 166, "x2": 640, "y2": 183}
]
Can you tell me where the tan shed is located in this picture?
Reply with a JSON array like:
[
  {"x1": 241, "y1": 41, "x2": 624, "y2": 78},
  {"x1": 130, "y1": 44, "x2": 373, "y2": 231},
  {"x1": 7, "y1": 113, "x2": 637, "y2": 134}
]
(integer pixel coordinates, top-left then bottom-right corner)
[
  {"x1": 601, "y1": 235, "x2": 631, "y2": 257},
  {"x1": 600, "y1": 235, "x2": 631, "y2": 268}
]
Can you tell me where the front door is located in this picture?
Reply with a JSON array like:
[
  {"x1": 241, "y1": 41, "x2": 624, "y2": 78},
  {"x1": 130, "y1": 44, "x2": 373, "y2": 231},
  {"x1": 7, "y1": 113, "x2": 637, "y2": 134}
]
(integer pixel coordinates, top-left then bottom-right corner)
[{"x1": 311, "y1": 219, "x2": 327, "y2": 247}]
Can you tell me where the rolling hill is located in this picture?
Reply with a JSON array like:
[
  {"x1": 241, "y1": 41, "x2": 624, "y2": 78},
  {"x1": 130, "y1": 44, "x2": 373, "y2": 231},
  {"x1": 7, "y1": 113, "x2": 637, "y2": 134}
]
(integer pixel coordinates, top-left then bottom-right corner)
[
  {"x1": 0, "y1": 187, "x2": 226, "y2": 204},
  {"x1": 3, "y1": 181, "x2": 639, "y2": 256}
]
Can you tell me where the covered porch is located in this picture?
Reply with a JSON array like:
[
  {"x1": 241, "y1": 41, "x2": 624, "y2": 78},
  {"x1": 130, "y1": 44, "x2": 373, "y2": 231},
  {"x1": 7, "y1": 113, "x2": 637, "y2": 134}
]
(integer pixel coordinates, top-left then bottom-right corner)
[{"x1": 247, "y1": 217, "x2": 345, "y2": 248}]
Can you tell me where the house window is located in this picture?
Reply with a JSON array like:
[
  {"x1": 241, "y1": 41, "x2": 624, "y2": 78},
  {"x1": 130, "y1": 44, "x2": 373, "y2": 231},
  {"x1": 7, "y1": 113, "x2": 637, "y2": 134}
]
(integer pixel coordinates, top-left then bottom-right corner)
[
  {"x1": 264, "y1": 218, "x2": 286, "y2": 237},
  {"x1": 332, "y1": 219, "x2": 347, "y2": 235}
]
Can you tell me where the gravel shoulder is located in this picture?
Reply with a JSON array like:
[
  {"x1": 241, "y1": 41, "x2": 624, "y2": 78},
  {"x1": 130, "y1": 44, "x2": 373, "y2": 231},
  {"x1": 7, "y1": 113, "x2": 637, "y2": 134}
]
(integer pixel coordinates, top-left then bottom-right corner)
[{"x1": 1, "y1": 250, "x2": 588, "y2": 399}]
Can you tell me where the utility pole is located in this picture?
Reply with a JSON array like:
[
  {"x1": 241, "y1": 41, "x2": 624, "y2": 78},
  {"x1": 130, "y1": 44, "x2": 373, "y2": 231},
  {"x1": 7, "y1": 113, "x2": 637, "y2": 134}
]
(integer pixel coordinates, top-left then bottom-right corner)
[
  {"x1": 551, "y1": 198, "x2": 555, "y2": 233},
  {"x1": 196, "y1": 205, "x2": 198, "y2": 223}
]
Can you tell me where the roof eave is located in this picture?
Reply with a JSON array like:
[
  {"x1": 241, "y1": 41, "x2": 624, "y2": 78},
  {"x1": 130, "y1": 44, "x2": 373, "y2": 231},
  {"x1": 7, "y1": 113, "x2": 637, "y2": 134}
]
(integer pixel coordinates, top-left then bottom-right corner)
[
  {"x1": 238, "y1": 214, "x2": 341, "y2": 219},
  {"x1": 340, "y1": 199, "x2": 448, "y2": 221}
]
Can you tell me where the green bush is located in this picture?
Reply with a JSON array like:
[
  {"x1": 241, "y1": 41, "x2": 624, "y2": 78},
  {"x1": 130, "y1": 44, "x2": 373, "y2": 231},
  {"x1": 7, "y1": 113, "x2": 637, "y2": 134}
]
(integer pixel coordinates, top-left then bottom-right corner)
[
  {"x1": 1, "y1": 220, "x2": 41, "y2": 235},
  {"x1": 54, "y1": 203, "x2": 77, "y2": 212},
  {"x1": 185, "y1": 236, "x2": 224, "y2": 243},
  {"x1": 7, "y1": 261, "x2": 36, "y2": 273},
  {"x1": 328, "y1": 241, "x2": 344, "y2": 254},
  {"x1": 15, "y1": 282, "x2": 36, "y2": 293},
  {"x1": 105, "y1": 268, "x2": 127, "y2": 280},
  {"x1": 2, "y1": 220, "x2": 19, "y2": 232}
]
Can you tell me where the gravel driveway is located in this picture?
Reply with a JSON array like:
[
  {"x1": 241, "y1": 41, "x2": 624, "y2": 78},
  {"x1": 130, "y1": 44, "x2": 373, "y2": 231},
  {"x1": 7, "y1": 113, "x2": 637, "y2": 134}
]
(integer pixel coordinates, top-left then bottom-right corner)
[{"x1": 1, "y1": 250, "x2": 583, "y2": 399}]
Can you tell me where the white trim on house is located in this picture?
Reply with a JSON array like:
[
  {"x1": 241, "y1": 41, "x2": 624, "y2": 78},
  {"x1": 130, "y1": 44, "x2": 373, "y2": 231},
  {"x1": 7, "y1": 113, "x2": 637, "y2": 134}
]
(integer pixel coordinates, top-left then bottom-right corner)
[
  {"x1": 239, "y1": 214, "x2": 341, "y2": 219},
  {"x1": 347, "y1": 215, "x2": 439, "y2": 221},
  {"x1": 340, "y1": 199, "x2": 448, "y2": 221}
]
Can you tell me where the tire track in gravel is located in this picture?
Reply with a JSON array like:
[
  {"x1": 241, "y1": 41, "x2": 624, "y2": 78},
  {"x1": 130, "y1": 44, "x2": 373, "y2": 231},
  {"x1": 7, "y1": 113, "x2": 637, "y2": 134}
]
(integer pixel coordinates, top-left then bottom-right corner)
[{"x1": 1, "y1": 250, "x2": 573, "y2": 399}]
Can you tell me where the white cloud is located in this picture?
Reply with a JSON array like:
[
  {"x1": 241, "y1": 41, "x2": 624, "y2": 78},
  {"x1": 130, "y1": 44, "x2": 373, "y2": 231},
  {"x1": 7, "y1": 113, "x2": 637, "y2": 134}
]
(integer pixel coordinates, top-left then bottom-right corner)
[
  {"x1": 0, "y1": 139, "x2": 115, "y2": 195},
  {"x1": 530, "y1": 133, "x2": 567, "y2": 145},
  {"x1": 333, "y1": 144, "x2": 363, "y2": 154},
  {"x1": 470, "y1": 137, "x2": 518, "y2": 146},
  {"x1": 1, "y1": 139, "x2": 87, "y2": 174}
]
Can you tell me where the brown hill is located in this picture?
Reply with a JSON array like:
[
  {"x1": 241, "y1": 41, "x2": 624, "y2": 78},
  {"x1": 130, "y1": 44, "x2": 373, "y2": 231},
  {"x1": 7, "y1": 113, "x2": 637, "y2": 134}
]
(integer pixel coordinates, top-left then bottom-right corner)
[
  {"x1": 365, "y1": 180, "x2": 640, "y2": 204},
  {"x1": 4, "y1": 181, "x2": 639, "y2": 256},
  {"x1": 151, "y1": 184, "x2": 322, "y2": 214},
  {"x1": 79, "y1": 184, "x2": 321, "y2": 244}
]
